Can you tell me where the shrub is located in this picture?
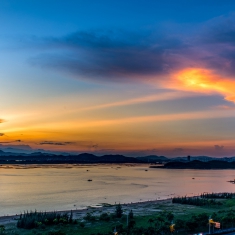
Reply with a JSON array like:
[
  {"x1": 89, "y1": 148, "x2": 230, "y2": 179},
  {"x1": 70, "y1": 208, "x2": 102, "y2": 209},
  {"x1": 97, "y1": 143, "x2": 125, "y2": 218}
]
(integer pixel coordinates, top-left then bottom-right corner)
[
  {"x1": 84, "y1": 212, "x2": 96, "y2": 221},
  {"x1": 99, "y1": 212, "x2": 110, "y2": 221},
  {"x1": 17, "y1": 211, "x2": 74, "y2": 229},
  {"x1": 79, "y1": 222, "x2": 85, "y2": 228},
  {"x1": 47, "y1": 230, "x2": 66, "y2": 235},
  {"x1": 0, "y1": 225, "x2": 5, "y2": 234}
]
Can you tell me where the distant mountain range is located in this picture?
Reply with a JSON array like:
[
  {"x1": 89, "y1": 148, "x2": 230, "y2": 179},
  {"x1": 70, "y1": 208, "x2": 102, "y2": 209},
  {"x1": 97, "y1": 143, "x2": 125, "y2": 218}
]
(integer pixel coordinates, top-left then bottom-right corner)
[
  {"x1": 0, "y1": 151, "x2": 142, "y2": 164},
  {"x1": 0, "y1": 149, "x2": 235, "y2": 164},
  {"x1": 136, "y1": 155, "x2": 168, "y2": 163}
]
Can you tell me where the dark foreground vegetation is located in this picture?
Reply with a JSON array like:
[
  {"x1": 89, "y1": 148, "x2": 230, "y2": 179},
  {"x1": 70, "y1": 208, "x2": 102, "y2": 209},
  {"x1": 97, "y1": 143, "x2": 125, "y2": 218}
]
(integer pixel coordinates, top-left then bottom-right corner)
[
  {"x1": 4, "y1": 195, "x2": 235, "y2": 235},
  {"x1": 17, "y1": 211, "x2": 75, "y2": 229},
  {"x1": 172, "y1": 193, "x2": 235, "y2": 206},
  {"x1": 172, "y1": 196, "x2": 222, "y2": 206},
  {"x1": 201, "y1": 192, "x2": 235, "y2": 199}
]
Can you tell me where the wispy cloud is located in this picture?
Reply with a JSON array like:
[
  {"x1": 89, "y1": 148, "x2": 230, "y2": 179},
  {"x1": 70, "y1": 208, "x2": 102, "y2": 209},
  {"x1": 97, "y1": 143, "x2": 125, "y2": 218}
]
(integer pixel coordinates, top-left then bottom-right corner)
[
  {"x1": 39, "y1": 141, "x2": 73, "y2": 146},
  {"x1": 173, "y1": 148, "x2": 184, "y2": 152},
  {"x1": 0, "y1": 140, "x2": 21, "y2": 144},
  {"x1": 80, "y1": 91, "x2": 200, "y2": 111},
  {"x1": 62, "y1": 109, "x2": 235, "y2": 128},
  {"x1": 214, "y1": 145, "x2": 224, "y2": 151},
  {"x1": 213, "y1": 105, "x2": 235, "y2": 110}
]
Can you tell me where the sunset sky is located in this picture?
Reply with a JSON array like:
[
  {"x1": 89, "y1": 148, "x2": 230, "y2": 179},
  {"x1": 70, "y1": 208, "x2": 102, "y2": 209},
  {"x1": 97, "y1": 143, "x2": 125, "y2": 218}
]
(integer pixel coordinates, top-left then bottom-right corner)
[{"x1": 1, "y1": 0, "x2": 235, "y2": 157}]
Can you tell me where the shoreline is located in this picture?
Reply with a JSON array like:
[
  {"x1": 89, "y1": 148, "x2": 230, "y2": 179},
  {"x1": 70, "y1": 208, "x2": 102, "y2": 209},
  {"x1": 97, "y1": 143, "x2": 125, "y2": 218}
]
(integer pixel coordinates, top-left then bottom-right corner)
[{"x1": 0, "y1": 198, "x2": 172, "y2": 225}]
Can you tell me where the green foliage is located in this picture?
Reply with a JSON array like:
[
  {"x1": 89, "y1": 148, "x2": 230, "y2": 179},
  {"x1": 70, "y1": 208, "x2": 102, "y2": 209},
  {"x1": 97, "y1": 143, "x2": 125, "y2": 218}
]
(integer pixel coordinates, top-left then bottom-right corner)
[
  {"x1": 0, "y1": 225, "x2": 5, "y2": 234},
  {"x1": 153, "y1": 211, "x2": 173, "y2": 233},
  {"x1": 112, "y1": 224, "x2": 124, "y2": 234},
  {"x1": 11, "y1": 194, "x2": 235, "y2": 235},
  {"x1": 99, "y1": 212, "x2": 110, "y2": 222},
  {"x1": 79, "y1": 222, "x2": 85, "y2": 228},
  {"x1": 47, "y1": 231, "x2": 66, "y2": 235},
  {"x1": 115, "y1": 203, "x2": 123, "y2": 218},
  {"x1": 172, "y1": 196, "x2": 222, "y2": 206},
  {"x1": 128, "y1": 210, "x2": 134, "y2": 220},
  {"x1": 84, "y1": 212, "x2": 96, "y2": 221},
  {"x1": 201, "y1": 192, "x2": 235, "y2": 199},
  {"x1": 174, "y1": 218, "x2": 185, "y2": 230},
  {"x1": 69, "y1": 210, "x2": 73, "y2": 223},
  {"x1": 225, "y1": 199, "x2": 235, "y2": 207},
  {"x1": 126, "y1": 209, "x2": 136, "y2": 230},
  {"x1": 16, "y1": 211, "x2": 74, "y2": 229}
]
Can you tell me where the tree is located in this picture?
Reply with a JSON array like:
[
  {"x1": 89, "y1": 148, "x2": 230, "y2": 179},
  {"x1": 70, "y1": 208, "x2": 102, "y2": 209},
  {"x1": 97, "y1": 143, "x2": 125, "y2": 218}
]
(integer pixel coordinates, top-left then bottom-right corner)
[
  {"x1": 99, "y1": 212, "x2": 110, "y2": 221},
  {"x1": 0, "y1": 225, "x2": 5, "y2": 234},
  {"x1": 127, "y1": 210, "x2": 135, "y2": 229},
  {"x1": 128, "y1": 210, "x2": 134, "y2": 220},
  {"x1": 156, "y1": 215, "x2": 165, "y2": 227},
  {"x1": 166, "y1": 212, "x2": 174, "y2": 222},
  {"x1": 128, "y1": 220, "x2": 136, "y2": 229},
  {"x1": 69, "y1": 210, "x2": 73, "y2": 223},
  {"x1": 115, "y1": 203, "x2": 123, "y2": 218},
  {"x1": 148, "y1": 218, "x2": 154, "y2": 227}
]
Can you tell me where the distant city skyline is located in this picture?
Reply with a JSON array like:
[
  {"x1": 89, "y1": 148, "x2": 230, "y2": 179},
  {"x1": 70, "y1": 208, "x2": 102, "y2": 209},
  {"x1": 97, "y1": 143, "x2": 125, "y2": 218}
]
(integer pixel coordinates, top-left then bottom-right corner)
[{"x1": 1, "y1": 0, "x2": 235, "y2": 157}]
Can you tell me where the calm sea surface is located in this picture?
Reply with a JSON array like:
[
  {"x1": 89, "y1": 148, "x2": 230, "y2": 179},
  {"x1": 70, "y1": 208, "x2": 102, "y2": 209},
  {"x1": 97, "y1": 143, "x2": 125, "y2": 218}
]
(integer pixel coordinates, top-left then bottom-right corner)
[{"x1": 1, "y1": 164, "x2": 235, "y2": 216}]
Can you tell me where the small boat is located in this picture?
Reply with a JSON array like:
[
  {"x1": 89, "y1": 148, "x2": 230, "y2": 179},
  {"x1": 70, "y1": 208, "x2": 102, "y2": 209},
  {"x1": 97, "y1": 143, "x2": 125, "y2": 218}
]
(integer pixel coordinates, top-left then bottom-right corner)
[
  {"x1": 87, "y1": 179, "x2": 92, "y2": 182},
  {"x1": 227, "y1": 179, "x2": 235, "y2": 184}
]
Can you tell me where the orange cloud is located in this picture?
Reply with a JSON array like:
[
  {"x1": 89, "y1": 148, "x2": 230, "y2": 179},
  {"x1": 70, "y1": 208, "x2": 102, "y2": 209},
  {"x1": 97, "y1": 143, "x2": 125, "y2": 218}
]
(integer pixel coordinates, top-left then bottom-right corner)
[{"x1": 170, "y1": 68, "x2": 235, "y2": 103}]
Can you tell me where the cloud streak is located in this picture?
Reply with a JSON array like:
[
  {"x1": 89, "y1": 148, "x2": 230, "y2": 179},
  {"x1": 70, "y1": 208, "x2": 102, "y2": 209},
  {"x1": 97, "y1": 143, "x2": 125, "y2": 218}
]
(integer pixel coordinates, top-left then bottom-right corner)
[
  {"x1": 0, "y1": 140, "x2": 21, "y2": 144},
  {"x1": 80, "y1": 91, "x2": 200, "y2": 111},
  {"x1": 57, "y1": 108, "x2": 235, "y2": 129},
  {"x1": 39, "y1": 141, "x2": 73, "y2": 146},
  {"x1": 214, "y1": 145, "x2": 224, "y2": 151}
]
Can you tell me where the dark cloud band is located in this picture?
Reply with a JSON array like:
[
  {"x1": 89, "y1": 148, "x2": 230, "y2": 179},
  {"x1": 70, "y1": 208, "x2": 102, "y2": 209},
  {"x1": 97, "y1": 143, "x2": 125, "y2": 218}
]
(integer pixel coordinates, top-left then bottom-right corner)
[
  {"x1": 28, "y1": 14, "x2": 235, "y2": 83},
  {"x1": 39, "y1": 141, "x2": 73, "y2": 146}
]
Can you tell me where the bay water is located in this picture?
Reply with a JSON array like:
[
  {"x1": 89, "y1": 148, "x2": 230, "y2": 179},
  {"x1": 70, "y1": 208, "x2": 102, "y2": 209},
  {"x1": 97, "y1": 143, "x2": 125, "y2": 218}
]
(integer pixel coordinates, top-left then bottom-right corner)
[{"x1": 0, "y1": 164, "x2": 235, "y2": 216}]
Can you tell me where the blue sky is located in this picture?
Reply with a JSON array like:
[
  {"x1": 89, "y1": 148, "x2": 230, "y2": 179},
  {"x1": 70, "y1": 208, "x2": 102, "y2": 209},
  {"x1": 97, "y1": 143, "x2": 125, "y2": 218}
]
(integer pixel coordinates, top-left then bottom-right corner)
[{"x1": 1, "y1": 0, "x2": 235, "y2": 157}]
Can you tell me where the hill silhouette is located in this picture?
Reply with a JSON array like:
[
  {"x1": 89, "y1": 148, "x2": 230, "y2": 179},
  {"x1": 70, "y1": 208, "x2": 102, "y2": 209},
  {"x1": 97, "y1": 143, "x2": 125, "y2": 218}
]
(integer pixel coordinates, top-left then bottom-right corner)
[
  {"x1": 162, "y1": 160, "x2": 235, "y2": 169},
  {"x1": 0, "y1": 151, "x2": 142, "y2": 164}
]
